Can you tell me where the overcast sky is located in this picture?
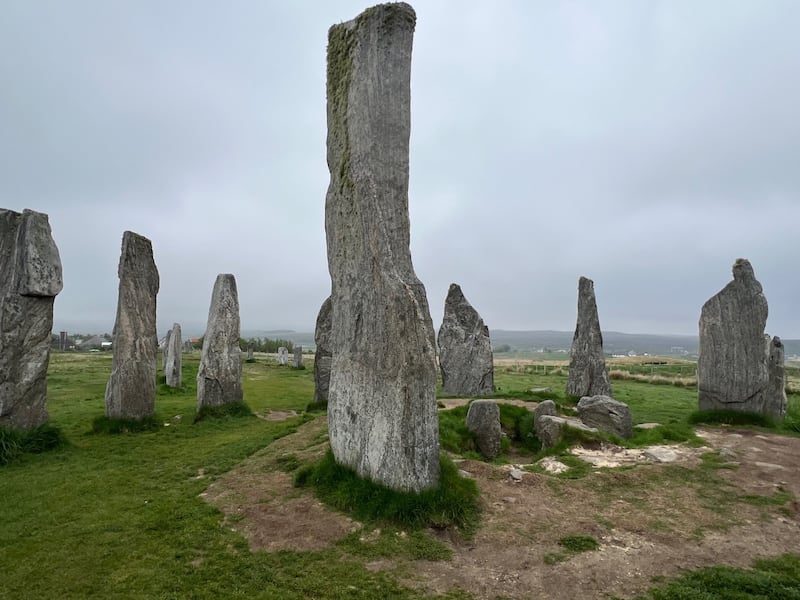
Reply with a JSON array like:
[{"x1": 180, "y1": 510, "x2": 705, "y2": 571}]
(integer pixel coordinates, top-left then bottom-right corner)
[{"x1": 2, "y1": 1, "x2": 798, "y2": 338}]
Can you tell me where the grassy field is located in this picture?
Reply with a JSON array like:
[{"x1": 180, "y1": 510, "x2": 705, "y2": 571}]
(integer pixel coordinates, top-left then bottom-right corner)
[{"x1": 1, "y1": 352, "x2": 798, "y2": 599}]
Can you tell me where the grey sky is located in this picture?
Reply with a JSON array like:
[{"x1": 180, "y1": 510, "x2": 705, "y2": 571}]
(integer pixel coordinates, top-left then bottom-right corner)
[{"x1": 2, "y1": 1, "x2": 798, "y2": 338}]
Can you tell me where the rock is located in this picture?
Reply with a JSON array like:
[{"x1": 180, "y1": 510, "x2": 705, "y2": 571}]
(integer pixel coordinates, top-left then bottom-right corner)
[
  {"x1": 643, "y1": 447, "x2": 679, "y2": 463},
  {"x1": 277, "y1": 347, "x2": 288, "y2": 366},
  {"x1": 766, "y1": 336, "x2": 787, "y2": 420},
  {"x1": 162, "y1": 329, "x2": 172, "y2": 371},
  {"x1": 567, "y1": 276, "x2": 612, "y2": 398},
  {"x1": 437, "y1": 283, "x2": 494, "y2": 395},
  {"x1": 313, "y1": 296, "x2": 332, "y2": 404},
  {"x1": 0, "y1": 209, "x2": 63, "y2": 430},
  {"x1": 105, "y1": 231, "x2": 160, "y2": 420},
  {"x1": 577, "y1": 395, "x2": 633, "y2": 439},
  {"x1": 508, "y1": 468, "x2": 524, "y2": 481},
  {"x1": 538, "y1": 457, "x2": 570, "y2": 474},
  {"x1": 164, "y1": 323, "x2": 182, "y2": 388},
  {"x1": 537, "y1": 415, "x2": 598, "y2": 449},
  {"x1": 634, "y1": 422, "x2": 661, "y2": 430},
  {"x1": 293, "y1": 345, "x2": 303, "y2": 369},
  {"x1": 458, "y1": 469, "x2": 475, "y2": 479},
  {"x1": 530, "y1": 387, "x2": 552, "y2": 394},
  {"x1": 325, "y1": 3, "x2": 439, "y2": 492},
  {"x1": 465, "y1": 400, "x2": 502, "y2": 460},
  {"x1": 197, "y1": 274, "x2": 242, "y2": 409},
  {"x1": 698, "y1": 259, "x2": 785, "y2": 419},
  {"x1": 247, "y1": 345, "x2": 254, "y2": 361},
  {"x1": 533, "y1": 400, "x2": 558, "y2": 443}
]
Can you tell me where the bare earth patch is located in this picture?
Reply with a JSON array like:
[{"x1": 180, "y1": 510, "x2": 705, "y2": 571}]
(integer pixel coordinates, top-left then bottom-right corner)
[{"x1": 204, "y1": 416, "x2": 800, "y2": 599}]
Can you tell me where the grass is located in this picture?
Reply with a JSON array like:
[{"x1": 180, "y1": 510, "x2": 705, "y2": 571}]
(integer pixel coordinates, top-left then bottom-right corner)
[
  {"x1": 295, "y1": 450, "x2": 481, "y2": 537},
  {"x1": 0, "y1": 423, "x2": 66, "y2": 465},
  {"x1": 3, "y1": 352, "x2": 799, "y2": 598},
  {"x1": 438, "y1": 402, "x2": 539, "y2": 460},
  {"x1": 544, "y1": 534, "x2": 600, "y2": 564},
  {"x1": 193, "y1": 400, "x2": 254, "y2": 423},
  {"x1": 636, "y1": 553, "x2": 800, "y2": 599}
]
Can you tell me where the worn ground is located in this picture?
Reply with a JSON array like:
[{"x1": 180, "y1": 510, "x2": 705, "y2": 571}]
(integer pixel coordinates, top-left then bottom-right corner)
[{"x1": 204, "y1": 408, "x2": 800, "y2": 600}]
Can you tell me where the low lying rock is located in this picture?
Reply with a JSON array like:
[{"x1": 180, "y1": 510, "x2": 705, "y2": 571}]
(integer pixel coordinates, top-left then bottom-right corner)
[
  {"x1": 577, "y1": 395, "x2": 632, "y2": 439},
  {"x1": 537, "y1": 415, "x2": 598, "y2": 449},
  {"x1": 466, "y1": 400, "x2": 501, "y2": 460}
]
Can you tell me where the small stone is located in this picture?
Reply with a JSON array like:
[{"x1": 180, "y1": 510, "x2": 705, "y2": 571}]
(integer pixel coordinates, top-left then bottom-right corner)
[
  {"x1": 577, "y1": 395, "x2": 633, "y2": 439},
  {"x1": 509, "y1": 469, "x2": 524, "y2": 481},
  {"x1": 465, "y1": 400, "x2": 502, "y2": 460},
  {"x1": 635, "y1": 423, "x2": 661, "y2": 430},
  {"x1": 539, "y1": 457, "x2": 570, "y2": 474},
  {"x1": 643, "y1": 447, "x2": 679, "y2": 463},
  {"x1": 458, "y1": 469, "x2": 475, "y2": 479}
]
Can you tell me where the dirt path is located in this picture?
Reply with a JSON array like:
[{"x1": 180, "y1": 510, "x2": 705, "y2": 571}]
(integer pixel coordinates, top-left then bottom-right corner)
[{"x1": 204, "y1": 418, "x2": 800, "y2": 599}]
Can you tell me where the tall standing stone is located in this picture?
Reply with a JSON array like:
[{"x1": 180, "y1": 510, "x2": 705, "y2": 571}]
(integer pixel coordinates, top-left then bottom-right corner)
[
  {"x1": 293, "y1": 345, "x2": 303, "y2": 369},
  {"x1": 197, "y1": 274, "x2": 242, "y2": 409},
  {"x1": 105, "y1": 231, "x2": 160, "y2": 420},
  {"x1": 164, "y1": 323, "x2": 182, "y2": 388},
  {"x1": 313, "y1": 296, "x2": 333, "y2": 405},
  {"x1": 162, "y1": 329, "x2": 172, "y2": 371},
  {"x1": 325, "y1": 3, "x2": 440, "y2": 492},
  {"x1": 437, "y1": 283, "x2": 494, "y2": 396},
  {"x1": 567, "y1": 276, "x2": 612, "y2": 398},
  {"x1": 698, "y1": 259, "x2": 786, "y2": 419},
  {"x1": 0, "y1": 209, "x2": 63, "y2": 430}
]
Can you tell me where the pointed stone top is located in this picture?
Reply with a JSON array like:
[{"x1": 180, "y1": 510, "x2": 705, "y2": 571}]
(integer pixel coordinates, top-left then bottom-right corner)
[
  {"x1": 732, "y1": 258, "x2": 755, "y2": 282},
  {"x1": 578, "y1": 276, "x2": 594, "y2": 289}
]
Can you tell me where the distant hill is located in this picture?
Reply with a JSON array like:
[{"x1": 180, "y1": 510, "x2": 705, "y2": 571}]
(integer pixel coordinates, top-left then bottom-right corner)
[{"x1": 240, "y1": 328, "x2": 800, "y2": 359}]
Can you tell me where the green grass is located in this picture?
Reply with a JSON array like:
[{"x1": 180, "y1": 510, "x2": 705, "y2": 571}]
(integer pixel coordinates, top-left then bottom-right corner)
[
  {"x1": 636, "y1": 553, "x2": 800, "y2": 599},
  {"x1": 193, "y1": 400, "x2": 254, "y2": 423},
  {"x1": 690, "y1": 409, "x2": 777, "y2": 428},
  {"x1": 0, "y1": 423, "x2": 66, "y2": 465},
  {"x1": 295, "y1": 450, "x2": 481, "y2": 537},
  {"x1": 1, "y1": 352, "x2": 459, "y2": 599},
  {"x1": 544, "y1": 534, "x2": 600, "y2": 564}
]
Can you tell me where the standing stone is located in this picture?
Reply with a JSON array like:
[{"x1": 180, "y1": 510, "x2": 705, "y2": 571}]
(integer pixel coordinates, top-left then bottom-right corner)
[
  {"x1": 247, "y1": 345, "x2": 254, "y2": 361},
  {"x1": 105, "y1": 231, "x2": 160, "y2": 420},
  {"x1": 0, "y1": 209, "x2": 63, "y2": 430},
  {"x1": 437, "y1": 283, "x2": 494, "y2": 395},
  {"x1": 325, "y1": 3, "x2": 440, "y2": 492},
  {"x1": 766, "y1": 336, "x2": 787, "y2": 420},
  {"x1": 698, "y1": 260, "x2": 785, "y2": 418},
  {"x1": 162, "y1": 329, "x2": 172, "y2": 371},
  {"x1": 567, "y1": 276, "x2": 612, "y2": 398},
  {"x1": 313, "y1": 296, "x2": 333, "y2": 405},
  {"x1": 197, "y1": 274, "x2": 242, "y2": 409},
  {"x1": 293, "y1": 345, "x2": 303, "y2": 369},
  {"x1": 277, "y1": 346, "x2": 288, "y2": 366},
  {"x1": 465, "y1": 400, "x2": 501, "y2": 460},
  {"x1": 164, "y1": 323, "x2": 182, "y2": 388}
]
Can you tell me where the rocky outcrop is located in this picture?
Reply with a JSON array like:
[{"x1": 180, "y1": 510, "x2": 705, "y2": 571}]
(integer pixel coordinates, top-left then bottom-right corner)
[
  {"x1": 698, "y1": 259, "x2": 785, "y2": 419},
  {"x1": 567, "y1": 277, "x2": 611, "y2": 398},
  {"x1": 437, "y1": 283, "x2": 494, "y2": 395},
  {"x1": 105, "y1": 231, "x2": 160, "y2": 420},
  {"x1": 465, "y1": 400, "x2": 501, "y2": 459},
  {"x1": 0, "y1": 209, "x2": 63, "y2": 430},
  {"x1": 324, "y1": 3, "x2": 439, "y2": 492},
  {"x1": 164, "y1": 323, "x2": 182, "y2": 388},
  {"x1": 197, "y1": 274, "x2": 242, "y2": 409},
  {"x1": 577, "y1": 395, "x2": 632, "y2": 439},
  {"x1": 313, "y1": 296, "x2": 332, "y2": 405}
]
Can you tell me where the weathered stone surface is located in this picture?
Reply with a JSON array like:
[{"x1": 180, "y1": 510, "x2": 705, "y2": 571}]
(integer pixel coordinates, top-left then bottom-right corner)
[
  {"x1": 313, "y1": 296, "x2": 332, "y2": 405},
  {"x1": 164, "y1": 323, "x2": 182, "y2": 388},
  {"x1": 465, "y1": 400, "x2": 501, "y2": 460},
  {"x1": 293, "y1": 345, "x2": 303, "y2": 369},
  {"x1": 533, "y1": 399, "x2": 557, "y2": 424},
  {"x1": 247, "y1": 345, "x2": 254, "y2": 361},
  {"x1": 766, "y1": 336, "x2": 787, "y2": 420},
  {"x1": 567, "y1": 276, "x2": 612, "y2": 398},
  {"x1": 537, "y1": 415, "x2": 597, "y2": 449},
  {"x1": 577, "y1": 395, "x2": 633, "y2": 439},
  {"x1": 698, "y1": 259, "x2": 786, "y2": 419},
  {"x1": 0, "y1": 209, "x2": 62, "y2": 430},
  {"x1": 324, "y1": 3, "x2": 439, "y2": 492},
  {"x1": 437, "y1": 283, "x2": 494, "y2": 395},
  {"x1": 105, "y1": 231, "x2": 160, "y2": 420},
  {"x1": 197, "y1": 274, "x2": 242, "y2": 409},
  {"x1": 277, "y1": 347, "x2": 288, "y2": 366},
  {"x1": 162, "y1": 329, "x2": 172, "y2": 371}
]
